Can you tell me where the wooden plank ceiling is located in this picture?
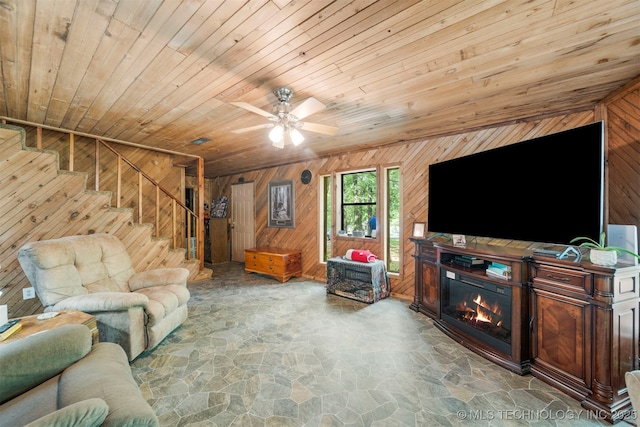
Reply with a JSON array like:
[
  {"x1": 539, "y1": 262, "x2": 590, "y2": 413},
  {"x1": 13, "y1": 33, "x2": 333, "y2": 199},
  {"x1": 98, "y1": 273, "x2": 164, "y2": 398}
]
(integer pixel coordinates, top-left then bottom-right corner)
[{"x1": 0, "y1": 0, "x2": 638, "y2": 178}]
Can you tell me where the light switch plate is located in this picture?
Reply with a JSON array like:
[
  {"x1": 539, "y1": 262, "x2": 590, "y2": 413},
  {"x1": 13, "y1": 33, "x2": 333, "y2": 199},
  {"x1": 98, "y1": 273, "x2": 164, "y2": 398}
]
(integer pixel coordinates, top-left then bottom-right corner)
[{"x1": 23, "y1": 288, "x2": 35, "y2": 299}]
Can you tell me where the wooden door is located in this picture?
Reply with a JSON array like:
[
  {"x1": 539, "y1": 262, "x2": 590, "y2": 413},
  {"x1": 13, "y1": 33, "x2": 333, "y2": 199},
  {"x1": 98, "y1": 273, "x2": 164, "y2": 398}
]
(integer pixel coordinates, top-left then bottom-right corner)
[
  {"x1": 231, "y1": 182, "x2": 255, "y2": 262},
  {"x1": 420, "y1": 260, "x2": 439, "y2": 318},
  {"x1": 531, "y1": 287, "x2": 591, "y2": 390}
]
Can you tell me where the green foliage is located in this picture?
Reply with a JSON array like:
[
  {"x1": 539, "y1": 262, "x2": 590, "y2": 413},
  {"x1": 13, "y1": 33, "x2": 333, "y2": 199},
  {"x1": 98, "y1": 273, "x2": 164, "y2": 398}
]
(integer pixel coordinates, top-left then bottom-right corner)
[
  {"x1": 387, "y1": 168, "x2": 400, "y2": 273},
  {"x1": 571, "y1": 232, "x2": 640, "y2": 259},
  {"x1": 342, "y1": 171, "x2": 376, "y2": 231}
]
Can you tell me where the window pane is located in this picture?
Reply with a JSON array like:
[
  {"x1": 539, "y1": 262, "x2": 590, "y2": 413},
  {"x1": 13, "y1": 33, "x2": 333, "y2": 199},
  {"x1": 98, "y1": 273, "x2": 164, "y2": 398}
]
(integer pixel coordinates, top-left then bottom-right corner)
[
  {"x1": 342, "y1": 171, "x2": 376, "y2": 203},
  {"x1": 387, "y1": 167, "x2": 400, "y2": 273},
  {"x1": 341, "y1": 170, "x2": 376, "y2": 232},
  {"x1": 323, "y1": 175, "x2": 331, "y2": 261},
  {"x1": 343, "y1": 204, "x2": 376, "y2": 236}
]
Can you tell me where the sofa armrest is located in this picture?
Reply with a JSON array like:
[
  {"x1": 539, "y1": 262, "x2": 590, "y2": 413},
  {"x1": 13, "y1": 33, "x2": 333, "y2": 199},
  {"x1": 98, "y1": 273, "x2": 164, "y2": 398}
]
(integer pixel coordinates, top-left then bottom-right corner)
[
  {"x1": 0, "y1": 324, "x2": 92, "y2": 405},
  {"x1": 48, "y1": 292, "x2": 148, "y2": 312},
  {"x1": 129, "y1": 268, "x2": 189, "y2": 291},
  {"x1": 626, "y1": 370, "x2": 640, "y2": 412},
  {"x1": 24, "y1": 398, "x2": 109, "y2": 427},
  {"x1": 59, "y1": 342, "x2": 160, "y2": 426}
]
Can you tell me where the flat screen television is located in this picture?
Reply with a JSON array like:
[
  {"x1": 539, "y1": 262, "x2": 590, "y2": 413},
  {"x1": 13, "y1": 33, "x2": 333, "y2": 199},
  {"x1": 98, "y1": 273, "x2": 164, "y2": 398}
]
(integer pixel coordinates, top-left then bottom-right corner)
[{"x1": 427, "y1": 121, "x2": 604, "y2": 246}]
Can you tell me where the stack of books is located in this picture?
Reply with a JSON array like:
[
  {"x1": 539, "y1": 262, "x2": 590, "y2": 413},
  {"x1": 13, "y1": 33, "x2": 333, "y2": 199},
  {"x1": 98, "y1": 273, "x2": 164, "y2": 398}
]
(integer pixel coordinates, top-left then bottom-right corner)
[
  {"x1": 0, "y1": 319, "x2": 21, "y2": 341},
  {"x1": 452, "y1": 255, "x2": 487, "y2": 268},
  {"x1": 486, "y1": 262, "x2": 511, "y2": 280}
]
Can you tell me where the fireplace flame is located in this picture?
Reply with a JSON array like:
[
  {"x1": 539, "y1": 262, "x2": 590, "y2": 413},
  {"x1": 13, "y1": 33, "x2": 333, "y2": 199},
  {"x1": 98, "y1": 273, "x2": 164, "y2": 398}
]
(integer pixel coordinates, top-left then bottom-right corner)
[{"x1": 456, "y1": 294, "x2": 503, "y2": 327}]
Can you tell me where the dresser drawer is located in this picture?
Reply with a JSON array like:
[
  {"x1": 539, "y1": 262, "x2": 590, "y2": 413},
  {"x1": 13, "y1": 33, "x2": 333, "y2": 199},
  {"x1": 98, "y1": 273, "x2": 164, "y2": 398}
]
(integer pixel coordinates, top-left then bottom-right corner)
[
  {"x1": 419, "y1": 245, "x2": 438, "y2": 261},
  {"x1": 531, "y1": 263, "x2": 592, "y2": 295}
]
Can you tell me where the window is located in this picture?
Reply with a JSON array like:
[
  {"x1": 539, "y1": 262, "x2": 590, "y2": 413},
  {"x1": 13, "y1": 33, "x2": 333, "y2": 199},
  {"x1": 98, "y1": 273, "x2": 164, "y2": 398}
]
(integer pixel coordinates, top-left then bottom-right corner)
[
  {"x1": 320, "y1": 175, "x2": 331, "y2": 262},
  {"x1": 385, "y1": 167, "x2": 400, "y2": 273},
  {"x1": 340, "y1": 170, "x2": 376, "y2": 236},
  {"x1": 321, "y1": 166, "x2": 401, "y2": 273}
]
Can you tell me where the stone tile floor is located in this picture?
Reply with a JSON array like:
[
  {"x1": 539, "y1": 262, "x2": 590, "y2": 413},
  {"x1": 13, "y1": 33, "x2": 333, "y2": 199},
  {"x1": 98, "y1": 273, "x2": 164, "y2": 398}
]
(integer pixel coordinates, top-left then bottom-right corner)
[{"x1": 130, "y1": 263, "x2": 632, "y2": 426}]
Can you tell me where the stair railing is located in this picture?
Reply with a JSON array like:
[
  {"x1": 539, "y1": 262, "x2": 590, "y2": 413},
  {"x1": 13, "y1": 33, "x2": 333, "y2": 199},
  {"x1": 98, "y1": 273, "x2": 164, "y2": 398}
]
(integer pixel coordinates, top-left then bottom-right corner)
[
  {"x1": 0, "y1": 117, "x2": 205, "y2": 269},
  {"x1": 95, "y1": 139, "x2": 199, "y2": 261}
]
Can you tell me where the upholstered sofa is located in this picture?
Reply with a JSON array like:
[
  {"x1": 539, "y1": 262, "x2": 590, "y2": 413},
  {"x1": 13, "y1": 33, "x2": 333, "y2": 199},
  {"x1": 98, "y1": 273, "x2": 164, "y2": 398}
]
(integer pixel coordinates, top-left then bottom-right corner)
[
  {"x1": 626, "y1": 370, "x2": 640, "y2": 415},
  {"x1": 0, "y1": 324, "x2": 158, "y2": 426},
  {"x1": 17, "y1": 233, "x2": 190, "y2": 360}
]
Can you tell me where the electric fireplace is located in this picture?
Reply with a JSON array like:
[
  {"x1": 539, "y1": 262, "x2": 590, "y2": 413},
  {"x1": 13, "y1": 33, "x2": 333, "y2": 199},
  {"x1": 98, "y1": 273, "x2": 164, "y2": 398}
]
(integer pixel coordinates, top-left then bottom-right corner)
[{"x1": 440, "y1": 271, "x2": 512, "y2": 355}]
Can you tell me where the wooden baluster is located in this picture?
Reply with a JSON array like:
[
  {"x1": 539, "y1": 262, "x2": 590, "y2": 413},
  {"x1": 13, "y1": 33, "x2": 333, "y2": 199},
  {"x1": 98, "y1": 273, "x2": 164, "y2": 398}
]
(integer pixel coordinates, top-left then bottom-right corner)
[
  {"x1": 69, "y1": 133, "x2": 74, "y2": 171},
  {"x1": 195, "y1": 218, "x2": 200, "y2": 264},
  {"x1": 95, "y1": 140, "x2": 99, "y2": 191},
  {"x1": 36, "y1": 127, "x2": 42, "y2": 149},
  {"x1": 116, "y1": 156, "x2": 122, "y2": 208},
  {"x1": 197, "y1": 157, "x2": 205, "y2": 268},
  {"x1": 138, "y1": 172, "x2": 143, "y2": 224},
  {"x1": 172, "y1": 199, "x2": 177, "y2": 249},
  {"x1": 187, "y1": 214, "x2": 192, "y2": 260},
  {"x1": 155, "y1": 185, "x2": 160, "y2": 237}
]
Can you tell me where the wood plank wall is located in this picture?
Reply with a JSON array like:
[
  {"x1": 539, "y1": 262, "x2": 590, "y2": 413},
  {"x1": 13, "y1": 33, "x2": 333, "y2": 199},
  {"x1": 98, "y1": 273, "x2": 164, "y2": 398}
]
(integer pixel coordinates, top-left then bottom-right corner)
[
  {"x1": 18, "y1": 125, "x2": 186, "y2": 242},
  {"x1": 203, "y1": 86, "x2": 639, "y2": 299},
  {"x1": 0, "y1": 125, "x2": 199, "y2": 318},
  {"x1": 606, "y1": 80, "x2": 640, "y2": 232},
  {"x1": 1, "y1": 81, "x2": 637, "y2": 317}
]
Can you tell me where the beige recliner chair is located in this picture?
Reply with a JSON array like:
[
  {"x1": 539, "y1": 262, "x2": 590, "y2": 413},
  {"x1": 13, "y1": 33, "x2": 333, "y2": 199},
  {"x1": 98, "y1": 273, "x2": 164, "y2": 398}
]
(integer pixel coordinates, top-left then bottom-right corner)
[
  {"x1": 17, "y1": 233, "x2": 190, "y2": 360},
  {"x1": 626, "y1": 370, "x2": 640, "y2": 415}
]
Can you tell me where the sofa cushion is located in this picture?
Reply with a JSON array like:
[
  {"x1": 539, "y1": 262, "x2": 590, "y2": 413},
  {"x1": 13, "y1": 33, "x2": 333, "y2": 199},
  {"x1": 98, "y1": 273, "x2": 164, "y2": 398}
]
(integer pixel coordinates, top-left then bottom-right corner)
[
  {"x1": 59, "y1": 342, "x2": 159, "y2": 426},
  {"x1": 0, "y1": 376, "x2": 59, "y2": 426},
  {"x1": 626, "y1": 371, "x2": 640, "y2": 413},
  {"x1": 17, "y1": 234, "x2": 136, "y2": 306},
  {"x1": 79, "y1": 236, "x2": 135, "y2": 293},
  {"x1": 162, "y1": 284, "x2": 191, "y2": 306},
  {"x1": 136, "y1": 288, "x2": 179, "y2": 325},
  {"x1": 17, "y1": 237, "x2": 89, "y2": 305},
  {"x1": 0, "y1": 324, "x2": 92, "y2": 405},
  {"x1": 24, "y1": 398, "x2": 109, "y2": 427}
]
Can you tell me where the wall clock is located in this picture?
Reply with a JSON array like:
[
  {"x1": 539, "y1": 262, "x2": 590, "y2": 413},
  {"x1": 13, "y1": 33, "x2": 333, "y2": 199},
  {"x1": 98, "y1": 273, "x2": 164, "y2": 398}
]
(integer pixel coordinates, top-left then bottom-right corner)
[{"x1": 301, "y1": 169, "x2": 312, "y2": 184}]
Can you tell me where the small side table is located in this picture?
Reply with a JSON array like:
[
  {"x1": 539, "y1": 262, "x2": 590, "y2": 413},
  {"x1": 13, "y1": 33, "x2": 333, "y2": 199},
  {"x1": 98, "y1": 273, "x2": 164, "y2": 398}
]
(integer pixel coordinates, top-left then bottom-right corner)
[
  {"x1": 326, "y1": 257, "x2": 390, "y2": 303},
  {"x1": 0, "y1": 310, "x2": 98, "y2": 346}
]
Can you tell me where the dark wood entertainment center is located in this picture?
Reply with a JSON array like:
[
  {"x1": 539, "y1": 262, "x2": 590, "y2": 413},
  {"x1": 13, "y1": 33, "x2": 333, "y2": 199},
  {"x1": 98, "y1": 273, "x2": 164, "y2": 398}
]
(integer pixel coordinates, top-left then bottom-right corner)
[{"x1": 410, "y1": 238, "x2": 640, "y2": 424}]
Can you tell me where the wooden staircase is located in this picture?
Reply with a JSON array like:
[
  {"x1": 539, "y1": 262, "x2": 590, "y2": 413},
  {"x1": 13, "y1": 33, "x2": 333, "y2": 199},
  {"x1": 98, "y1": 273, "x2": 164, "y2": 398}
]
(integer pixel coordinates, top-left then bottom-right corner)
[{"x1": 0, "y1": 125, "x2": 209, "y2": 318}]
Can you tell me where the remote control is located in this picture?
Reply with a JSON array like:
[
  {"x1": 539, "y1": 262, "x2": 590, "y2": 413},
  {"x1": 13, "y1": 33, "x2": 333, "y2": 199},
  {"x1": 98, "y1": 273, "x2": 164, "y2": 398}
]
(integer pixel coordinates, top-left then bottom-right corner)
[{"x1": 0, "y1": 319, "x2": 20, "y2": 333}]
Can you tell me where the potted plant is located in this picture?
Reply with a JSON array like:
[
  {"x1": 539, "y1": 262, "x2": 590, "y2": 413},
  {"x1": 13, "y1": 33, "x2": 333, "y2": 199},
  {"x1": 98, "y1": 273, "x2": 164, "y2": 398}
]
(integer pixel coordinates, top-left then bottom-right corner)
[{"x1": 570, "y1": 232, "x2": 640, "y2": 266}]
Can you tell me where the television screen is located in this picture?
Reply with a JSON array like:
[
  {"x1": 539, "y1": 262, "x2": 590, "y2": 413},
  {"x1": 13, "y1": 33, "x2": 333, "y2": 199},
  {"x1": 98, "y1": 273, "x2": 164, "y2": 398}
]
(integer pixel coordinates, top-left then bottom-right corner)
[{"x1": 427, "y1": 121, "x2": 604, "y2": 245}]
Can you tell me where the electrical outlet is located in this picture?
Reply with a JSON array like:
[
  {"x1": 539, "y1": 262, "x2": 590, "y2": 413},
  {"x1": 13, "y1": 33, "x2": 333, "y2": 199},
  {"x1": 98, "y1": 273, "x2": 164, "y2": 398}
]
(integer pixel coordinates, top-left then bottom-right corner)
[{"x1": 23, "y1": 287, "x2": 35, "y2": 299}]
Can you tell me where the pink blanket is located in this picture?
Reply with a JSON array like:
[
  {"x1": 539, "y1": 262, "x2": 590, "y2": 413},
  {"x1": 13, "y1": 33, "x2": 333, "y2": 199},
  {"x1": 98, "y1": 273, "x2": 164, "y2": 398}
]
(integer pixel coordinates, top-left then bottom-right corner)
[{"x1": 345, "y1": 249, "x2": 378, "y2": 263}]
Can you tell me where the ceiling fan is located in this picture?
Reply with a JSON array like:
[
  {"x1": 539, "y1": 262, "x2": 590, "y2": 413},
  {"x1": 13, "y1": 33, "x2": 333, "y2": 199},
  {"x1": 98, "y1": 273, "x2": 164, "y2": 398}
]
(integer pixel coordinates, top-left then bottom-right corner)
[{"x1": 230, "y1": 87, "x2": 338, "y2": 148}]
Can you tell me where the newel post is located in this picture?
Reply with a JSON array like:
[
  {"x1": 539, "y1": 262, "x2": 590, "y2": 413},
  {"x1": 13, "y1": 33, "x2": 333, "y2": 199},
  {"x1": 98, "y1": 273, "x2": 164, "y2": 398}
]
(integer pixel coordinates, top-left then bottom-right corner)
[{"x1": 197, "y1": 157, "x2": 205, "y2": 270}]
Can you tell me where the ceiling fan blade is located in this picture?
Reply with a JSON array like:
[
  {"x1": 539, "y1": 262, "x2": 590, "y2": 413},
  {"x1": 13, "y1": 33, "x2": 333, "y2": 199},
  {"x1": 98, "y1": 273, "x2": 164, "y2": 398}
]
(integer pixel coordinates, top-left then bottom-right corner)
[
  {"x1": 300, "y1": 122, "x2": 338, "y2": 135},
  {"x1": 231, "y1": 123, "x2": 273, "y2": 134},
  {"x1": 229, "y1": 101, "x2": 274, "y2": 118},
  {"x1": 290, "y1": 97, "x2": 326, "y2": 120}
]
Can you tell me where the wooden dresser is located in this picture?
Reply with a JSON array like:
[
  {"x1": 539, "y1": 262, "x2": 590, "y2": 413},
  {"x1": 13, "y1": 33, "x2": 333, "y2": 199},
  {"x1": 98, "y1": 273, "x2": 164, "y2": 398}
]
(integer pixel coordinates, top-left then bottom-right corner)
[
  {"x1": 245, "y1": 247, "x2": 302, "y2": 282},
  {"x1": 410, "y1": 238, "x2": 640, "y2": 423}
]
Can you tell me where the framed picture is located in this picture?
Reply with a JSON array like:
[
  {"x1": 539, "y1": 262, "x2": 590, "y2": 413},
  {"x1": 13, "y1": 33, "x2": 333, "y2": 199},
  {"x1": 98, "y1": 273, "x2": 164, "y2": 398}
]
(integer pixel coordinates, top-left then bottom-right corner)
[
  {"x1": 453, "y1": 234, "x2": 466, "y2": 247},
  {"x1": 412, "y1": 222, "x2": 426, "y2": 238},
  {"x1": 268, "y1": 180, "x2": 295, "y2": 228}
]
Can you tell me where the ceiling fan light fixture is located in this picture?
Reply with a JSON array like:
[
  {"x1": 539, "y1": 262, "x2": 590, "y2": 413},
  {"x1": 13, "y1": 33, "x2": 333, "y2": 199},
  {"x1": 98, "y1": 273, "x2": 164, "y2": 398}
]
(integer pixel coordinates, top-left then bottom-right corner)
[
  {"x1": 269, "y1": 124, "x2": 284, "y2": 143},
  {"x1": 290, "y1": 128, "x2": 304, "y2": 146},
  {"x1": 231, "y1": 87, "x2": 336, "y2": 148}
]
